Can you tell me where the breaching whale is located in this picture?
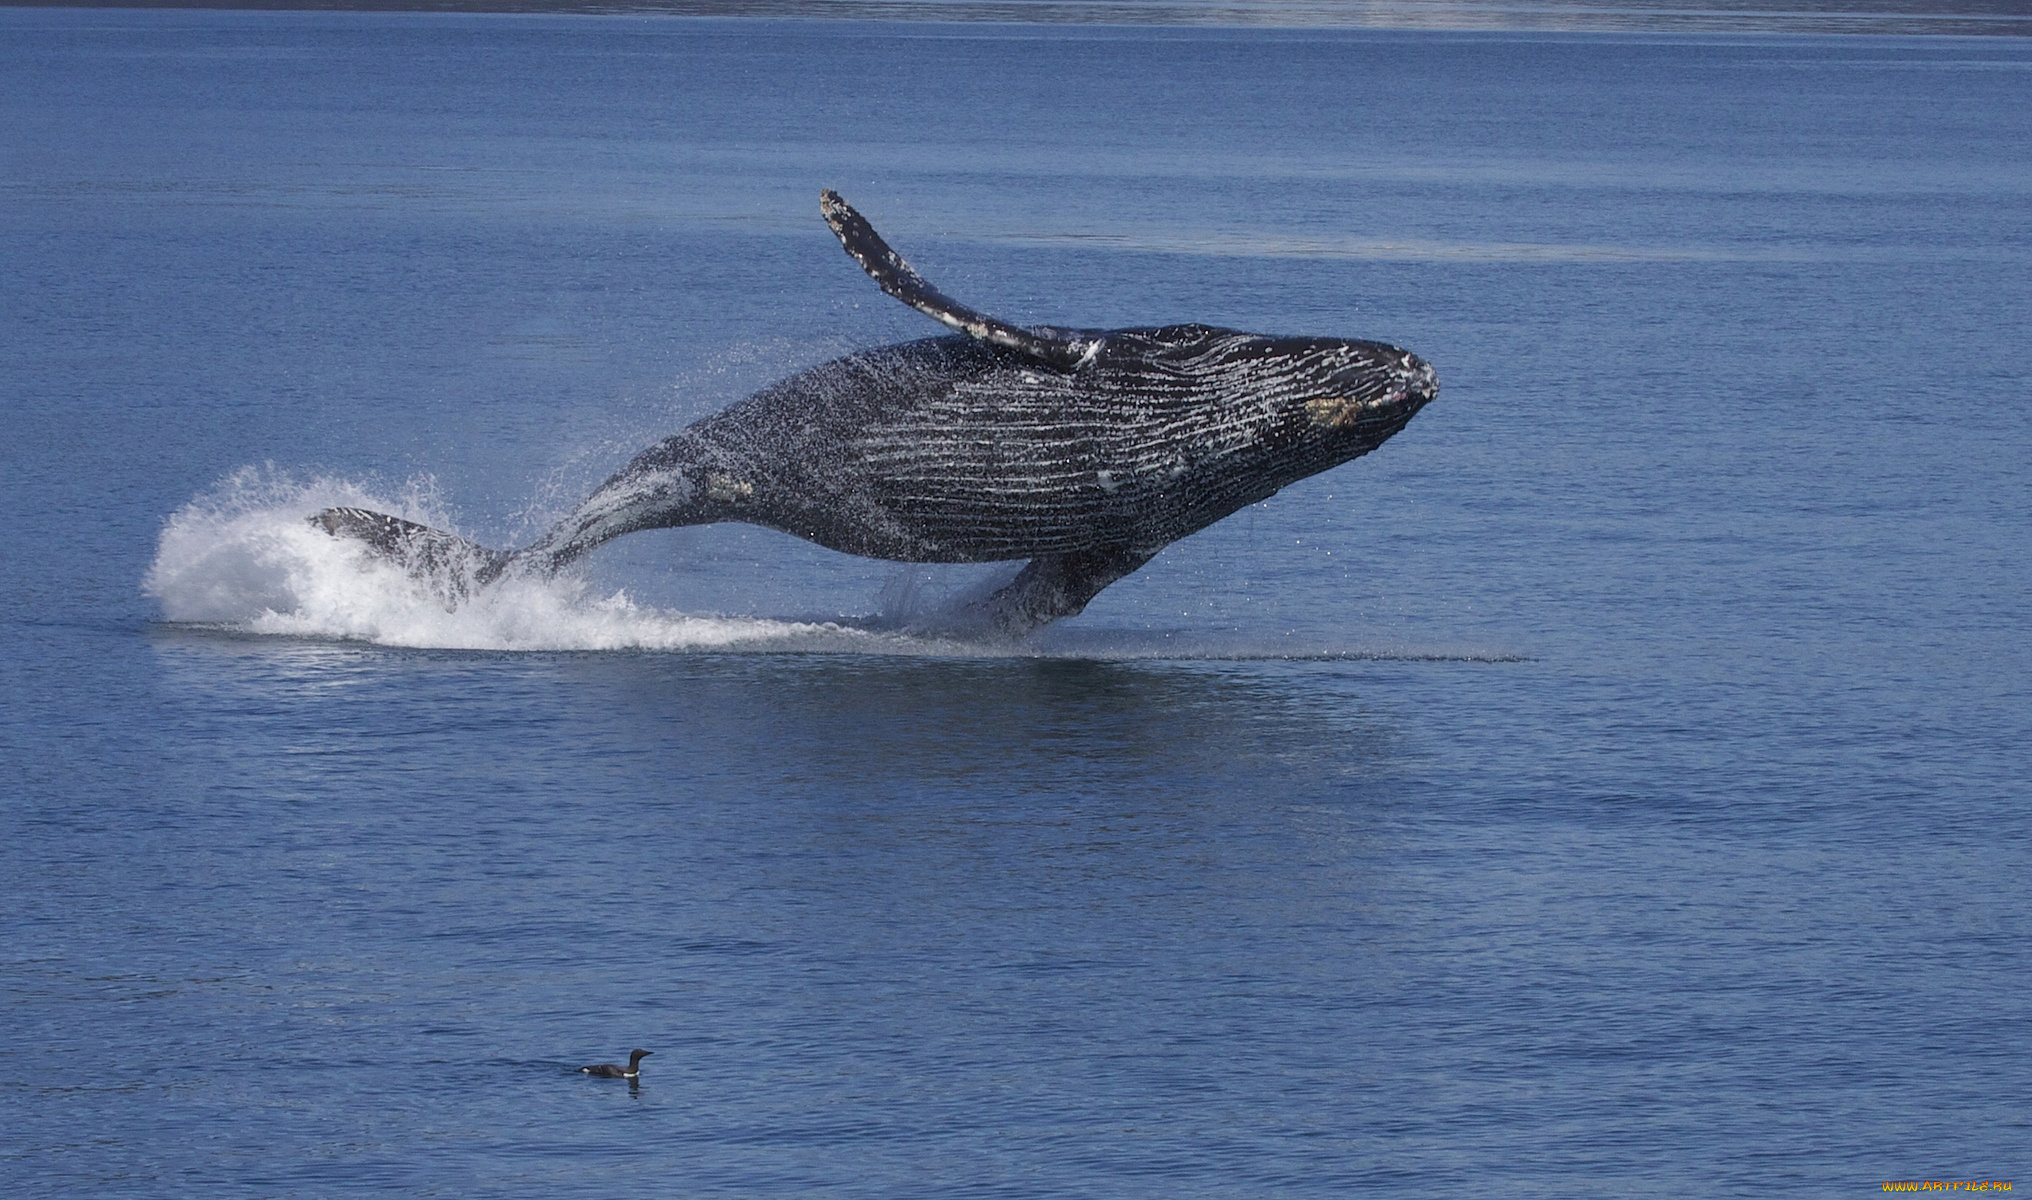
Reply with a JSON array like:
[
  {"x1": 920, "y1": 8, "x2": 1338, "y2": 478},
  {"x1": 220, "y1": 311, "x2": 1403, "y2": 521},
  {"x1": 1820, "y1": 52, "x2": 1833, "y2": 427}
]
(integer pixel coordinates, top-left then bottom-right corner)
[{"x1": 314, "y1": 191, "x2": 1438, "y2": 635}]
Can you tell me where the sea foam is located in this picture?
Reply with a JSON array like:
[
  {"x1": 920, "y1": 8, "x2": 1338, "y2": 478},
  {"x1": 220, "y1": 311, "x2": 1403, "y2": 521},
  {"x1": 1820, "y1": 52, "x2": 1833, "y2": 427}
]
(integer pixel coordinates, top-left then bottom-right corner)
[
  {"x1": 142, "y1": 467, "x2": 877, "y2": 652},
  {"x1": 144, "y1": 468, "x2": 1521, "y2": 662}
]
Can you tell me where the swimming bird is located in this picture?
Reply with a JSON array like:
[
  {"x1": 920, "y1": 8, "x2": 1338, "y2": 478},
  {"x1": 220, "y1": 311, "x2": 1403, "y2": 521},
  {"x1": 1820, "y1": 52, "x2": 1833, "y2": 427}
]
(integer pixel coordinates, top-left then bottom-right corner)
[{"x1": 578, "y1": 1049, "x2": 652, "y2": 1079}]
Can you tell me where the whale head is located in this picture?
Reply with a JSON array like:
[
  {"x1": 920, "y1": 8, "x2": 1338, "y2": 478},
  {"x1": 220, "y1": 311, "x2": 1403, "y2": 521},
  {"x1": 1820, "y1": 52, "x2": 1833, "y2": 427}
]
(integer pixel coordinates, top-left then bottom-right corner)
[
  {"x1": 1293, "y1": 337, "x2": 1438, "y2": 450},
  {"x1": 1099, "y1": 326, "x2": 1437, "y2": 479}
]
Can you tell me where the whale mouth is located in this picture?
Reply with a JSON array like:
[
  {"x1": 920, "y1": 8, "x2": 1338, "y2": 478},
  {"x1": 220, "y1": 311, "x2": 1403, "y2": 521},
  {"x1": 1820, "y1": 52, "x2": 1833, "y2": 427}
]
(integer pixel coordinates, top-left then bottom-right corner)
[
  {"x1": 1405, "y1": 355, "x2": 1439, "y2": 405},
  {"x1": 1305, "y1": 392, "x2": 1404, "y2": 429},
  {"x1": 1304, "y1": 350, "x2": 1437, "y2": 430},
  {"x1": 1391, "y1": 352, "x2": 1439, "y2": 413}
]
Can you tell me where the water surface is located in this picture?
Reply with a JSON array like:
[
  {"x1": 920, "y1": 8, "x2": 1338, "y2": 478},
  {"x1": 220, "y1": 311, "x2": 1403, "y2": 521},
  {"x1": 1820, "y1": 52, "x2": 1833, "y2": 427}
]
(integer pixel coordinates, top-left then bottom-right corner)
[{"x1": 2, "y1": 10, "x2": 2027, "y2": 1196}]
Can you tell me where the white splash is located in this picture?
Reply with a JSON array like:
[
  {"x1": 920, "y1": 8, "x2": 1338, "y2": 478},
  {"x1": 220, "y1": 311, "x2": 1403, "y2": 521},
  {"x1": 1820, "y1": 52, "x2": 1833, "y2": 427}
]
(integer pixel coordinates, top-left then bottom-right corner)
[
  {"x1": 144, "y1": 467, "x2": 1526, "y2": 663},
  {"x1": 142, "y1": 467, "x2": 873, "y2": 652}
]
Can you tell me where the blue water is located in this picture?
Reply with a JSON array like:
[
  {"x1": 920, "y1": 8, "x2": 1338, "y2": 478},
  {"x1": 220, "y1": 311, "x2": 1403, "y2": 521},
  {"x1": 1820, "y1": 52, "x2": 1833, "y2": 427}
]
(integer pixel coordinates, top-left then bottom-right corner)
[{"x1": 3, "y1": 8, "x2": 2028, "y2": 1195}]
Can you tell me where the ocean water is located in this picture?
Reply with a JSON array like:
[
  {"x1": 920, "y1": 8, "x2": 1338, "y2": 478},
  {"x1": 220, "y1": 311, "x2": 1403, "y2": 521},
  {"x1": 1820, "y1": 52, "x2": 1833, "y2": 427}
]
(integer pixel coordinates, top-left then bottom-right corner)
[{"x1": 3, "y1": 8, "x2": 2028, "y2": 1195}]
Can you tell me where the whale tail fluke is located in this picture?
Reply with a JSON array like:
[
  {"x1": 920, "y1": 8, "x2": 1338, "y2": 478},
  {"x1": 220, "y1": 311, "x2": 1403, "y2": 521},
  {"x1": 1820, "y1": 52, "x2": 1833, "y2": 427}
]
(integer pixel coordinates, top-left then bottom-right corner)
[{"x1": 310, "y1": 507, "x2": 515, "y2": 606}]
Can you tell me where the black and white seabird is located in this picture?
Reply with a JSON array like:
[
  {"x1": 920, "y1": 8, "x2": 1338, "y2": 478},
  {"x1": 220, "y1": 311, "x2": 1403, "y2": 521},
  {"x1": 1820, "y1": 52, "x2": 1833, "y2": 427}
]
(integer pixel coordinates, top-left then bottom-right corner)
[{"x1": 578, "y1": 1049, "x2": 652, "y2": 1079}]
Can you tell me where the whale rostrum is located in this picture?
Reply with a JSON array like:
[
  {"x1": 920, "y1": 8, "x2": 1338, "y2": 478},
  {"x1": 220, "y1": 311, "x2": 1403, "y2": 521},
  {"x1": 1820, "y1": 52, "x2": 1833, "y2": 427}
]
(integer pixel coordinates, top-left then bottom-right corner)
[{"x1": 312, "y1": 190, "x2": 1438, "y2": 636}]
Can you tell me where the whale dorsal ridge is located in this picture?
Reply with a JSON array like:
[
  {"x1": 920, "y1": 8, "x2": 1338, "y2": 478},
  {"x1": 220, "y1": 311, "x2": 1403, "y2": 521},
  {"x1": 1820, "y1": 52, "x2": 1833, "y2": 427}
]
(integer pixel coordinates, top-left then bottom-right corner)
[{"x1": 821, "y1": 190, "x2": 1096, "y2": 372}]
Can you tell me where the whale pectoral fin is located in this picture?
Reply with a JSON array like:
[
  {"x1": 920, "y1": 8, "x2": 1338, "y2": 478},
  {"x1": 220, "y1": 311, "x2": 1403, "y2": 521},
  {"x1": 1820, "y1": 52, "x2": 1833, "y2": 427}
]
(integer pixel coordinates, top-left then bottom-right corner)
[
  {"x1": 961, "y1": 545, "x2": 1158, "y2": 637},
  {"x1": 310, "y1": 507, "x2": 514, "y2": 603},
  {"x1": 821, "y1": 190, "x2": 1097, "y2": 372}
]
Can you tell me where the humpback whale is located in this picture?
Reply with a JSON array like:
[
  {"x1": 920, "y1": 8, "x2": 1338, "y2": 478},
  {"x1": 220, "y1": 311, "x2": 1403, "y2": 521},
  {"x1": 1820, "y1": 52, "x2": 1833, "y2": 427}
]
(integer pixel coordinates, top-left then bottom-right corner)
[{"x1": 314, "y1": 191, "x2": 1437, "y2": 635}]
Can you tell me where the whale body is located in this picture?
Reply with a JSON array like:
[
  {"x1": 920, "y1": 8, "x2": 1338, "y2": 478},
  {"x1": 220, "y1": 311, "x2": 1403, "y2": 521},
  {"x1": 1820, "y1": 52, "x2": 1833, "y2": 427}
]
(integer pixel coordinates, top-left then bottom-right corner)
[{"x1": 315, "y1": 191, "x2": 1437, "y2": 635}]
